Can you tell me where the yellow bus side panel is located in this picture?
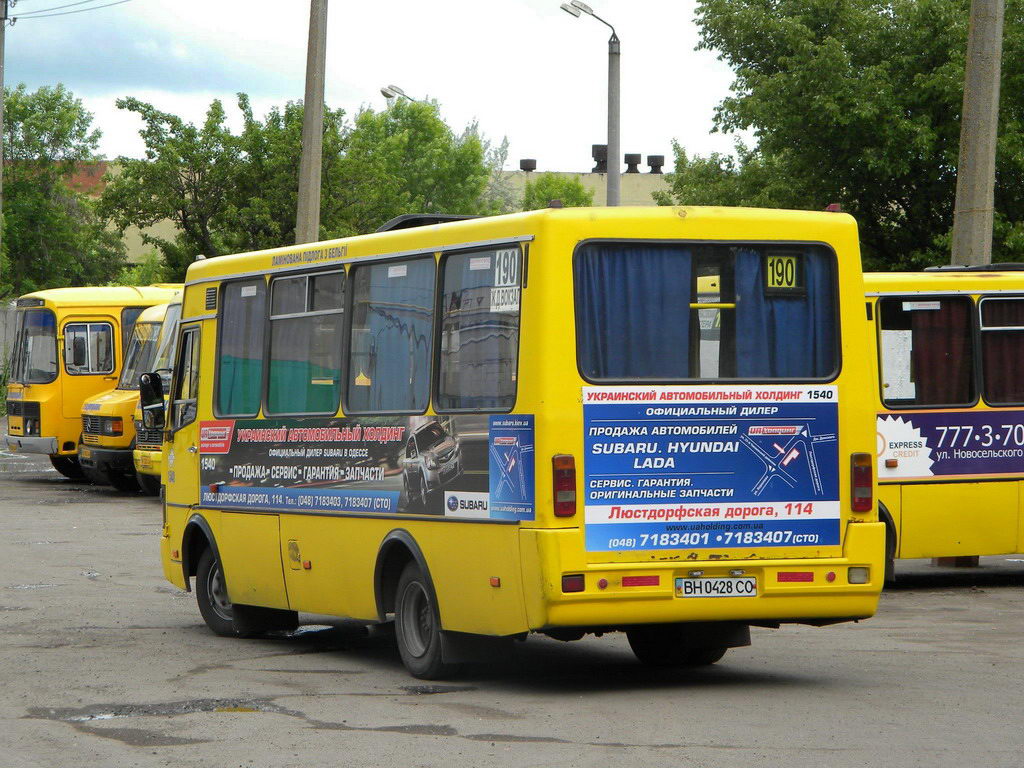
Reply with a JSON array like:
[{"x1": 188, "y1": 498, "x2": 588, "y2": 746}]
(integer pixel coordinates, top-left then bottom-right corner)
[
  {"x1": 218, "y1": 512, "x2": 290, "y2": 610},
  {"x1": 900, "y1": 482, "x2": 1019, "y2": 558},
  {"x1": 275, "y1": 517, "x2": 529, "y2": 636}
]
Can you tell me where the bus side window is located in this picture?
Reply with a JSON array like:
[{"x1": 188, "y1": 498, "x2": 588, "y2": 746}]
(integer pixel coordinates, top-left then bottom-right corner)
[
  {"x1": 346, "y1": 258, "x2": 435, "y2": 414},
  {"x1": 172, "y1": 328, "x2": 200, "y2": 430},
  {"x1": 217, "y1": 279, "x2": 267, "y2": 417},
  {"x1": 437, "y1": 247, "x2": 521, "y2": 411},
  {"x1": 267, "y1": 271, "x2": 345, "y2": 415},
  {"x1": 979, "y1": 296, "x2": 1024, "y2": 405},
  {"x1": 63, "y1": 322, "x2": 114, "y2": 375},
  {"x1": 878, "y1": 296, "x2": 975, "y2": 407}
]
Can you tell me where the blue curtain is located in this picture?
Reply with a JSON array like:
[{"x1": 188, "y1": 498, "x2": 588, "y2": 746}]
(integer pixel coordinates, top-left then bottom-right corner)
[
  {"x1": 735, "y1": 248, "x2": 836, "y2": 378},
  {"x1": 576, "y1": 245, "x2": 692, "y2": 379}
]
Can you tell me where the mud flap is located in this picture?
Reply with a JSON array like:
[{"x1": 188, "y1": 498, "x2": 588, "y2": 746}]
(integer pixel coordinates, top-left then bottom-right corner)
[
  {"x1": 440, "y1": 630, "x2": 515, "y2": 664},
  {"x1": 232, "y1": 604, "x2": 299, "y2": 636}
]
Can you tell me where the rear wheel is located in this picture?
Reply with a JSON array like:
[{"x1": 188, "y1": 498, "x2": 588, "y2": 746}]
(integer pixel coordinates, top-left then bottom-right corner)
[
  {"x1": 49, "y1": 455, "x2": 85, "y2": 480},
  {"x1": 196, "y1": 548, "x2": 236, "y2": 637},
  {"x1": 137, "y1": 472, "x2": 161, "y2": 496},
  {"x1": 626, "y1": 626, "x2": 728, "y2": 667},
  {"x1": 394, "y1": 562, "x2": 456, "y2": 679}
]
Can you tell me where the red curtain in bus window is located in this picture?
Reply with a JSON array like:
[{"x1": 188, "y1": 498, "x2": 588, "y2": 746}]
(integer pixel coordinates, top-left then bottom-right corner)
[
  {"x1": 981, "y1": 298, "x2": 1024, "y2": 404},
  {"x1": 910, "y1": 299, "x2": 974, "y2": 405}
]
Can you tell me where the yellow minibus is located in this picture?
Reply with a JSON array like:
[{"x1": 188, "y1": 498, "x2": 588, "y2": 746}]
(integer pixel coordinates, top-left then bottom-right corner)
[
  {"x1": 147, "y1": 207, "x2": 884, "y2": 678},
  {"x1": 868, "y1": 268, "x2": 1024, "y2": 578},
  {"x1": 79, "y1": 299, "x2": 180, "y2": 492},
  {"x1": 133, "y1": 300, "x2": 182, "y2": 495},
  {"x1": 5, "y1": 285, "x2": 181, "y2": 478}
]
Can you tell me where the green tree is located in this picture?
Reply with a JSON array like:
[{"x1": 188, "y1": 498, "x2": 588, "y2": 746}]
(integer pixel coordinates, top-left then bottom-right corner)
[
  {"x1": 1, "y1": 84, "x2": 125, "y2": 297},
  {"x1": 99, "y1": 97, "x2": 240, "y2": 278},
  {"x1": 222, "y1": 94, "x2": 350, "y2": 251},
  {"x1": 521, "y1": 172, "x2": 595, "y2": 210},
  {"x1": 661, "y1": 0, "x2": 1024, "y2": 270},
  {"x1": 335, "y1": 99, "x2": 492, "y2": 233},
  {"x1": 106, "y1": 250, "x2": 170, "y2": 286}
]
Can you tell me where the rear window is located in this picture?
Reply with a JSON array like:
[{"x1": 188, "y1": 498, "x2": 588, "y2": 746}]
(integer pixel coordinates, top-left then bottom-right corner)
[{"x1": 575, "y1": 242, "x2": 838, "y2": 381}]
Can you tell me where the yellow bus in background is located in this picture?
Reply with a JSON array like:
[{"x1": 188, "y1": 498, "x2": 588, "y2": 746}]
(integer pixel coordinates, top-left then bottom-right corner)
[
  {"x1": 5, "y1": 285, "x2": 181, "y2": 479},
  {"x1": 869, "y1": 269, "x2": 1024, "y2": 579},
  {"x1": 133, "y1": 300, "x2": 182, "y2": 495},
  {"x1": 149, "y1": 207, "x2": 883, "y2": 679},
  {"x1": 79, "y1": 299, "x2": 180, "y2": 492}
]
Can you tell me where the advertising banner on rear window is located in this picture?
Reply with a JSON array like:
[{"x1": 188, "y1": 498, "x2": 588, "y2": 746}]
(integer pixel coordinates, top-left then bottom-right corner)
[
  {"x1": 197, "y1": 414, "x2": 534, "y2": 521},
  {"x1": 583, "y1": 385, "x2": 840, "y2": 552}
]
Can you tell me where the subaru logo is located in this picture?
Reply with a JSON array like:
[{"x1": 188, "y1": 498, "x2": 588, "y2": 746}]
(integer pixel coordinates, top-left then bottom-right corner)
[{"x1": 446, "y1": 495, "x2": 459, "y2": 511}]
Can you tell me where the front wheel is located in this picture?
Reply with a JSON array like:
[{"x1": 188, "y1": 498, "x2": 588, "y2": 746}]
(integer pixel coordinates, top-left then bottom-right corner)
[
  {"x1": 137, "y1": 471, "x2": 161, "y2": 497},
  {"x1": 394, "y1": 562, "x2": 456, "y2": 679},
  {"x1": 626, "y1": 626, "x2": 728, "y2": 667},
  {"x1": 49, "y1": 455, "x2": 85, "y2": 480},
  {"x1": 196, "y1": 548, "x2": 236, "y2": 637}
]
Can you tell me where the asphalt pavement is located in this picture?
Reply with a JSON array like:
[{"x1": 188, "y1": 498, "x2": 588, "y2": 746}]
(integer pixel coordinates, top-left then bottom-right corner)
[{"x1": 2, "y1": 445, "x2": 1023, "y2": 768}]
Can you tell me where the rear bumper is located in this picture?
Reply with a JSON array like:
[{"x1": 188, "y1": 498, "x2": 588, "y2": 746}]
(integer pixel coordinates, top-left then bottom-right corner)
[
  {"x1": 523, "y1": 521, "x2": 885, "y2": 630},
  {"x1": 4, "y1": 434, "x2": 58, "y2": 455},
  {"x1": 79, "y1": 445, "x2": 135, "y2": 473}
]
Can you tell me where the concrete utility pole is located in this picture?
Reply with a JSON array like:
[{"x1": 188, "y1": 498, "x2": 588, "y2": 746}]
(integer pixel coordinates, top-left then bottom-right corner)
[
  {"x1": 0, "y1": 0, "x2": 9, "y2": 263},
  {"x1": 606, "y1": 30, "x2": 620, "y2": 207},
  {"x1": 295, "y1": 0, "x2": 328, "y2": 245},
  {"x1": 950, "y1": 0, "x2": 1005, "y2": 266}
]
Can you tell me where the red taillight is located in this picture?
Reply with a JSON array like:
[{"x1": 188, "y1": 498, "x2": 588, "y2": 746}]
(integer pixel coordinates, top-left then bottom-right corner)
[
  {"x1": 851, "y1": 452, "x2": 873, "y2": 512},
  {"x1": 621, "y1": 575, "x2": 660, "y2": 587},
  {"x1": 562, "y1": 574, "x2": 585, "y2": 593},
  {"x1": 777, "y1": 571, "x2": 814, "y2": 583},
  {"x1": 552, "y1": 454, "x2": 576, "y2": 517}
]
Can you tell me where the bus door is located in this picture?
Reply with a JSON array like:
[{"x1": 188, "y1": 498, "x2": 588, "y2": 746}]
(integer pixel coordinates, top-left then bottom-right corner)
[
  {"x1": 59, "y1": 314, "x2": 117, "y2": 418},
  {"x1": 168, "y1": 322, "x2": 290, "y2": 610}
]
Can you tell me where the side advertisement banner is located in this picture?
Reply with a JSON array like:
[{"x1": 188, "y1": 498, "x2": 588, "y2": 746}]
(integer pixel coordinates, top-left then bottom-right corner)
[
  {"x1": 583, "y1": 385, "x2": 840, "y2": 552},
  {"x1": 198, "y1": 414, "x2": 534, "y2": 521},
  {"x1": 877, "y1": 410, "x2": 1024, "y2": 479}
]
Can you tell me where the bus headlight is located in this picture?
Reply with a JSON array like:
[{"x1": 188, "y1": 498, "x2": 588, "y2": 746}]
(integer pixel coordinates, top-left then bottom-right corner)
[{"x1": 102, "y1": 417, "x2": 123, "y2": 436}]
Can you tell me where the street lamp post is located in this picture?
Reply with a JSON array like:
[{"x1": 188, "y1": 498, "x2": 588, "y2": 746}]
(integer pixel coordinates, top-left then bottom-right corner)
[{"x1": 560, "y1": 0, "x2": 620, "y2": 206}]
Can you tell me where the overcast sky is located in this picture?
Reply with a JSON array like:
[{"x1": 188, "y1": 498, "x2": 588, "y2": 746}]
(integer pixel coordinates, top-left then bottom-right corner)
[{"x1": 7, "y1": 0, "x2": 744, "y2": 172}]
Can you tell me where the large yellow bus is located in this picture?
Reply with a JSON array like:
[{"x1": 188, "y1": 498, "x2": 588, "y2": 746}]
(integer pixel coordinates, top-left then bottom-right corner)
[
  {"x1": 133, "y1": 300, "x2": 182, "y2": 496},
  {"x1": 78, "y1": 299, "x2": 180, "y2": 492},
  {"x1": 147, "y1": 207, "x2": 884, "y2": 678},
  {"x1": 5, "y1": 285, "x2": 181, "y2": 478},
  {"x1": 868, "y1": 268, "x2": 1024, "y2": 578}
]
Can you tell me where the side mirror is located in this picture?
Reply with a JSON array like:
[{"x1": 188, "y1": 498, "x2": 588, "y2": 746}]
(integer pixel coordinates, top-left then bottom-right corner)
[
  {"x1": 139, "y1": 372, "x2": 165, "y2": 430},
  {"x1": 72, "y1": 337, "x2": 87, "y2": 367}
]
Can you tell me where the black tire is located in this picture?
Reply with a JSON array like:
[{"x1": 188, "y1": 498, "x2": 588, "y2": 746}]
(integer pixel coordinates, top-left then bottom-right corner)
[
  {"x1": 394, "y1": 561, "x2": 456, "y2": 679},
  {"x1": 49, "y1": 455, "x2": 85, "y2": 480},
  {"x1": 626, "y1": 626, "x2": 728, "y2": 668},
  {"x1": 107, "y1": 469, "x2": 140, "y2": 493},
  {"x1": 195, "y1": 548, "x2": 237, "y2": 637},
  {"x1": 884, "y1": 521, "x2": 897, "y2": 586},
  {"x1": 137, "y1": 472, "x2": 161, "y2": 496},
  {"x1": 419, "y1": 476, "x2": 430, "y2": 509}
]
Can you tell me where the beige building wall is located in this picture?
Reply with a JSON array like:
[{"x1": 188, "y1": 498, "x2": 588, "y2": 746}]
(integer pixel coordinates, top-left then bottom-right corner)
[{"x1": 503, "y1": 170, "x2": 670, "y2": 207}]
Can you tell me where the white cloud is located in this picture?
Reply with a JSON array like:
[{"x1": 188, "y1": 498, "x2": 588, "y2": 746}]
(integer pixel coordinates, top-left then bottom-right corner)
[{"x1": 12, "y1": 0, "x2": 745, "y2": 170}]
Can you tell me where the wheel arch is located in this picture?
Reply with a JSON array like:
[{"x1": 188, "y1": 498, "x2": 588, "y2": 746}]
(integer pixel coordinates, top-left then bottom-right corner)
[
  {"x1": 878, "y1": 500, "x2": 897, "y2": 553},
  {"x1": 373, "y1": 529, "x2": 438, "y2": 623},
  {"x1": 180, "y1": 513, "x2": 220, "y2": 593}
]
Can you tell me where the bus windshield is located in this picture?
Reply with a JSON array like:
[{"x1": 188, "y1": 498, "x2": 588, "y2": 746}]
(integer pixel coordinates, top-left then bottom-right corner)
[
  {"x1": 10, "y1": 309, "x2": 57, "y2": 384},
  {"x1": 575, "y1": 242, "x2": 838, "y2": 381},
  {"x1": 118, "y1": 322, "x2": 161, "y2": 390},
  {"x1": 151, "y1": 303, "x2": 182, "y2": 390}
]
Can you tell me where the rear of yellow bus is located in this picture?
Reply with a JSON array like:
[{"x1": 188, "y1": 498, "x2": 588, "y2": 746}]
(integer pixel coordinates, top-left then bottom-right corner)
[{"x1": 522, "y1": 207, "x2": 884, "y2": 661}]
